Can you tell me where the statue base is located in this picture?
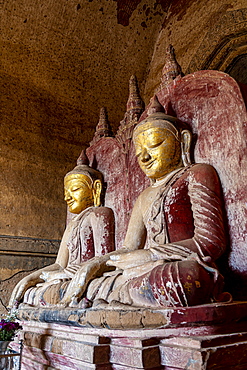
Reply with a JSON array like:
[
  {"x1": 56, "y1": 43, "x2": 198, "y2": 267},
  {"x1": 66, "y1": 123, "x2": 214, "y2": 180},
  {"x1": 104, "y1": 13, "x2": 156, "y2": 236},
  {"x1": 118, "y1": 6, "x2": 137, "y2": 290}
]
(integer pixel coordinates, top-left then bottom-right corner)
[{"x1": 16, "y1": 301, "x2": 247, "y2": 369}]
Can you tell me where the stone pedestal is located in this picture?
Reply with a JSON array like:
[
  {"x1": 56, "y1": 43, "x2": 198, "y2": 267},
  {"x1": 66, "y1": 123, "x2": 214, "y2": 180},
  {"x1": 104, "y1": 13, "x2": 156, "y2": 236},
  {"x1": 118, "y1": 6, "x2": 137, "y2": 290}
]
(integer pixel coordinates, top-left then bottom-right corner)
[
  {"x1": 15, "y1": 301, "x2": 247, "y2": 369},
  {"x1": 159, "y1": 333, "x2": 247, "y2": 370}
]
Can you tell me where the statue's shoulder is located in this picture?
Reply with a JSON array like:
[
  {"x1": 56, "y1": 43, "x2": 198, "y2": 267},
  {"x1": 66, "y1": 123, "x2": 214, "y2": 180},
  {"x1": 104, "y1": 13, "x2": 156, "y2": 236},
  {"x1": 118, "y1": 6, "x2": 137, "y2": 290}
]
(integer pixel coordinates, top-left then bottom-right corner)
[
  {"x1": 187, "y1": 162, "x2": 218, "y2": 175},
  {"x1": 182, "y1": 163, "x2": 221, "y2": 192},
  {"x1": 90, "y1": 206, "x2": 115, "y2": 220}
]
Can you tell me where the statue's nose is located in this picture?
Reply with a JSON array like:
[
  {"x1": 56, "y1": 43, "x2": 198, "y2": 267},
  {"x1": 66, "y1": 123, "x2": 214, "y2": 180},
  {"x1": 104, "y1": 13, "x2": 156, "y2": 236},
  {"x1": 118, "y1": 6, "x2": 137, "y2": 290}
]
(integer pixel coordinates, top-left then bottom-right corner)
[
  {"x1": 140, "y1": 148, "x2": 151, "y2": 162},
  {"x1": 64, "y1": 192, "x2": 72, "y2": 201}
]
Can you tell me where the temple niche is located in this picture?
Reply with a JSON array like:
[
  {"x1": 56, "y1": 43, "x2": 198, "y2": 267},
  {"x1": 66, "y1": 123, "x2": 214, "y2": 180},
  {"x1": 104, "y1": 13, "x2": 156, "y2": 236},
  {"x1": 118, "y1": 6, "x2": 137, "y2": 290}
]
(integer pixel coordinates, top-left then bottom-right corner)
[{"x1": 10, "y1": 46, "x2": 247, "y2": 369}]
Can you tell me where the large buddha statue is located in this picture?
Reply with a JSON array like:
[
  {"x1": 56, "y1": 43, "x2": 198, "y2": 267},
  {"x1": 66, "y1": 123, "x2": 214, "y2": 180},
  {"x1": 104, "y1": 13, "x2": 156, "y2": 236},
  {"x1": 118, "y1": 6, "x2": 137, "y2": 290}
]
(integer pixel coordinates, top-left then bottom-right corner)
[
  {"x1": 10, "y1": 97, "x2": 229, "y2": 309},
  {"x1": 8, "y1": 153, "x2": 115, "y2": 308},
  {"x1": 80, "y1": 100, "x2": 229, "y2": 308}
]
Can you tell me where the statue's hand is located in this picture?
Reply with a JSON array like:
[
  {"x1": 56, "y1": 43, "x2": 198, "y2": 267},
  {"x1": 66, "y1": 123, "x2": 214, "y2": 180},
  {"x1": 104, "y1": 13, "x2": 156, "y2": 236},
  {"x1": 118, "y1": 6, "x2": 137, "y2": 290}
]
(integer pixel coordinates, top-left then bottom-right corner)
[
  {"x1": 59, "y1": 259, "x2": 101, "y2": 307},
  {"x1": 40, "y1": 270, "x2": 69, "y2": 282},
  {"x1": 106, "y1": 249, "x2": 152, "y2": 270}
]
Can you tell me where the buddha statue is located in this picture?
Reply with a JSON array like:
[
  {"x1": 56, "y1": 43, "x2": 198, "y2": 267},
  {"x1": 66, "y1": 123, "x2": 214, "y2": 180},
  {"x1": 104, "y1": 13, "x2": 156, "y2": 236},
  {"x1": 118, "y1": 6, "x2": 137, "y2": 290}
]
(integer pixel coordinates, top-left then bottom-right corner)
[
  {"x1": 81, "y1": 100, "x2": 228, "y2": 308},
  {"x1": 8, "y1": 152, "x2": 115, "y2": 308}
]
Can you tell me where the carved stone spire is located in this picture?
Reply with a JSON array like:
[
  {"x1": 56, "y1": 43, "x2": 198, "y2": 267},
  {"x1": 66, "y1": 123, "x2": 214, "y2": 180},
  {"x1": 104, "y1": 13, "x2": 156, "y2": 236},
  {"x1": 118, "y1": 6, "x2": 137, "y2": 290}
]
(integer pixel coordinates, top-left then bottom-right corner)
[
  {"x1": 116, "y1": 75, "x2": 144, "y2": 151},
  {"x1": 95, "y1": 107, "x2": 113, "y2": 137},
  {"x1": 90, "y1": 107, "x2": 113, "y2": 146},
  {"x1": 126, "y1": 75, "x2": 145, "y2": 113},
  {"x1": 160, "y1": 44, "x2": 183, "y2": 88}
]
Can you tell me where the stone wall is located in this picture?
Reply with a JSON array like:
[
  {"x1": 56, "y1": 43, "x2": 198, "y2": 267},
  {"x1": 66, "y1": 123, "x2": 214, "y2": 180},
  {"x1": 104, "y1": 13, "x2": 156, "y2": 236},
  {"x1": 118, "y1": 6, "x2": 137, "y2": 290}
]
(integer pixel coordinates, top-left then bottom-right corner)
[
  {"x1": 1, "y1": 0, "x2": 247, "y2": 316},
  {"x1": 144, "y1": 0, "x2": 247, "y2": 99},
  {"x1": 0, "y1": 0, "x2": 165, "y2": 316},
  {"x1": 0, "y1": 73, "x2": 84, "y2": 315}
]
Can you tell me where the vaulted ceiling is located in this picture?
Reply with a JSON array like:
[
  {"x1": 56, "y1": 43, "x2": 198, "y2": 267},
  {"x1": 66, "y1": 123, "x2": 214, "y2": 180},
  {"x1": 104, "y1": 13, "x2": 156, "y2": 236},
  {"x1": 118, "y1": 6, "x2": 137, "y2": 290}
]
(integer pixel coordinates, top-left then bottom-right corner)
[
  {"x1": 1, "y1": 0, "x2": 168, "y2": 144},
  {"x1": 1, "y1": 0, "x2": 247, "y2": 241},
  {"x1": 2, "y1": 0, "x2": 247, "y2": 144},
  {"x1": 1, "y1": 1, "x2": 247, "y2": 316}
]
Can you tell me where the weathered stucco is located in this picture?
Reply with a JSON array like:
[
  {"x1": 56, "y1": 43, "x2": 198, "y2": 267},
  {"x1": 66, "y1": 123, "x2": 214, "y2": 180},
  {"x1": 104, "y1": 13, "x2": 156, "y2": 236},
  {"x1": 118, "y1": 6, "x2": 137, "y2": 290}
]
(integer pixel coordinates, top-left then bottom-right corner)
[
  {"x1": 144, "y1": 0, "x2": 247, "y2": 99},
  {"x1": 0, "y1": 0, "x2": 165, "y2": 315},
  {"x1": 1, "y1": 0, "x2": 247, "y2": 316}
]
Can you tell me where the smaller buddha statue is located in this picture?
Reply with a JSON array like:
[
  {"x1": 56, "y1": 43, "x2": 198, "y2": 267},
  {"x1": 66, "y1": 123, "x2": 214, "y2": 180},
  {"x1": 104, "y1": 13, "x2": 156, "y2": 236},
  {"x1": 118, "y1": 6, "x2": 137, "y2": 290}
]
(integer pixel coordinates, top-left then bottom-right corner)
[{"x1": 8, "y1": 152, "x2": 115, "y2": 308}]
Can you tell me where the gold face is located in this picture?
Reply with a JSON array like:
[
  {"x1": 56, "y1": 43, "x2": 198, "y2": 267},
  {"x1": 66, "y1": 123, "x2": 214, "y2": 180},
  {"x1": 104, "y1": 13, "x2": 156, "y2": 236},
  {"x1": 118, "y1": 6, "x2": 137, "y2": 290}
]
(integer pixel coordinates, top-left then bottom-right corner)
[
  {"x1": 64, "y1": 174, "x2": 94, "y2": 214},
  {"x1": 134, "y1": 124, "x2": 182, "y2": 180}
]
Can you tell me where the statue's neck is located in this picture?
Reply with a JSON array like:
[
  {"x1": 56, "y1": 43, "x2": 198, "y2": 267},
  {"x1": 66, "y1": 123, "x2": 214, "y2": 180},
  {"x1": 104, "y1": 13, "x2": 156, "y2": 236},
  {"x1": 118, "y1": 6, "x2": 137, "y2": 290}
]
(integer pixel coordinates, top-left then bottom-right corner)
[{"x1": 151, "y1": 166, "x2": 184, "y2": 188}]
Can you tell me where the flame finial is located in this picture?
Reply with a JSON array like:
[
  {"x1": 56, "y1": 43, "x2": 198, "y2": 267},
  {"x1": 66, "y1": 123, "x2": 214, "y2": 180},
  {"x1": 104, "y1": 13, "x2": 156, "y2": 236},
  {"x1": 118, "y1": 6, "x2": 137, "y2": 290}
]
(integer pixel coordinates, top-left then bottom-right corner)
[
  {"x1": 77, "y1": 150, "x2": 89, "y2": 166},
  {"x1": 147, "y1": 95, "x2": 166, "y2": 116}
]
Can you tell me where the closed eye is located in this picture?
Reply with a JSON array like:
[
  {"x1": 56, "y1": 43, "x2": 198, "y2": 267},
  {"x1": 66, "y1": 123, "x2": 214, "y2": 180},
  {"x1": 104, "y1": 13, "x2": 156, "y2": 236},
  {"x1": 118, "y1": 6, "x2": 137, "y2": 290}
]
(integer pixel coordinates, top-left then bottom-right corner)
[
  {"x1": 148, "y1": 140, "x2": 164, "y2": 149},
  {"x1": 71, "y1": 187, "x2": 81, "y2": 192}
]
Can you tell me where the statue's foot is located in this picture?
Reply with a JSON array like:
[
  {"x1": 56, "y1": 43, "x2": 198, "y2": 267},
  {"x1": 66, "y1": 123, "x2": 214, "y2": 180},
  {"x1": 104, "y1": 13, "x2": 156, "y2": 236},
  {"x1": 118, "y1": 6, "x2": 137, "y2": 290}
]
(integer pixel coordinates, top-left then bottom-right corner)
[
  {"x1": 77, "y1": 297, "x2": 92, "y2": 309},
  {"x1": 56, "y1": 300, "x2": 70, "y2": 308},
  {"x1": 92, "y1": 299, "x2": 109, "y2": 309},
  {"x1": 19, "y1": 303, "x2": 36, "y2": 308},
  {"x1": 92, "y1": 299, "x2": 139, "y2": 310},
  {"x1": 109, "y1": 300, "x2": 138, "y2": 310}
]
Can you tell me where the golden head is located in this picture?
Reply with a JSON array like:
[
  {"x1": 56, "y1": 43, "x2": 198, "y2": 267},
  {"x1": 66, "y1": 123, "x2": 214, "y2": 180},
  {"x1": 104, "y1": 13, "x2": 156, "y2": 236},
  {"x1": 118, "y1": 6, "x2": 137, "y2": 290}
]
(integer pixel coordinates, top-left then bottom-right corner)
[
  {"x1": 64, "y1": 152, "x2": 103, "y2": 214},
  {"x1": 133, "y1": 110, "x2": 192, "y2": 182}
]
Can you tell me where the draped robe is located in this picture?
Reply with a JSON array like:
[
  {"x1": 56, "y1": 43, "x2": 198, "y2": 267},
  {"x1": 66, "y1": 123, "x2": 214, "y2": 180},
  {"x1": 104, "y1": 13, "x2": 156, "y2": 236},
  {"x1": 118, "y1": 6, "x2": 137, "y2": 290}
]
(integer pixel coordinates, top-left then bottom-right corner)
[{"x1": 86, "y1": 164, "x2": 229, "y2": 307}]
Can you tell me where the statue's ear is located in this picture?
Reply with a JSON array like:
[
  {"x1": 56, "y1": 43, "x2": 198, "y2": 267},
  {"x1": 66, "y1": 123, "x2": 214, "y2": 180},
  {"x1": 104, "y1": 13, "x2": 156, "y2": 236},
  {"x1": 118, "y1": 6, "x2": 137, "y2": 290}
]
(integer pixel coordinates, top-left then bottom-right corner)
[
  {"x1": 92, "y1": 180, "x2": 102, "y2": 207},
  {"x1": 181, "y1": 130, "x2": 192, "y2": 166}
]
